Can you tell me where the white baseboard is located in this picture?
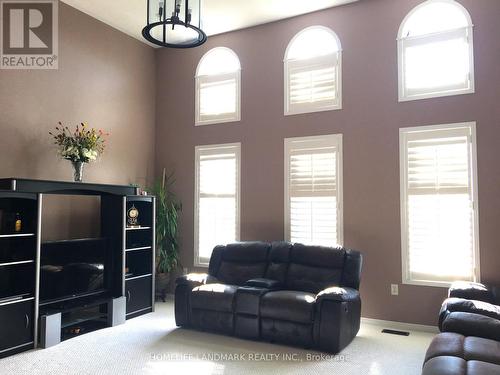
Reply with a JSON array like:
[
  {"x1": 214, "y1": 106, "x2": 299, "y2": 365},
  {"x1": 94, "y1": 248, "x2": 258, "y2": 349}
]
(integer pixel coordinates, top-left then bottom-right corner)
[{"x1": 361, "y1": 317, "x2": 439, "y2": 334}]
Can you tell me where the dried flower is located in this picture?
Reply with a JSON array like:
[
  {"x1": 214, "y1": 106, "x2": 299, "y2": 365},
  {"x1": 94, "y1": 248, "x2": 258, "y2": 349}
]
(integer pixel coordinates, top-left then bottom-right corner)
[{"x1": 50, "y1": 122, "x2": 108, "y2": 163}]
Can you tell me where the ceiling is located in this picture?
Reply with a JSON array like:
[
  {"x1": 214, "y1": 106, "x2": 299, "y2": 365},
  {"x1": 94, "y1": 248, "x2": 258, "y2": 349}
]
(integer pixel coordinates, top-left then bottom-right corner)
[{"x1": 61, "y1": 0, "x2": 358, "y2": 47}]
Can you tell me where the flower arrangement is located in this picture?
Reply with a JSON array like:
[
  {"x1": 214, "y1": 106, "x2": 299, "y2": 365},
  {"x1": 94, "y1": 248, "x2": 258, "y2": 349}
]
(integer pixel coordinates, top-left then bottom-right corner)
[
  {"x1": 50, "y1": 122, "x2": 108, "y2": 163},
  {"x1": 49, "y1": 122, "x2": 109, "y2": 181}
]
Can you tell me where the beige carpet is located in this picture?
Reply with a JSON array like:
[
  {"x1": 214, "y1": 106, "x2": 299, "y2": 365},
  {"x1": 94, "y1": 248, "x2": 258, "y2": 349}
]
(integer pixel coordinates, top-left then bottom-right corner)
[{"x1": 1, "y1": 300, "x2": 434, "y2": 374}]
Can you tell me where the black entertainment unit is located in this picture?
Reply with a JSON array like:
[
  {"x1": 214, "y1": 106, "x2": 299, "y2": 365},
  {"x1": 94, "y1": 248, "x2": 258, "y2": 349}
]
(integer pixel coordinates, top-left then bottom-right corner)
[{"x1": 0, "y1": 178, "x2": 155, "y2": 358}]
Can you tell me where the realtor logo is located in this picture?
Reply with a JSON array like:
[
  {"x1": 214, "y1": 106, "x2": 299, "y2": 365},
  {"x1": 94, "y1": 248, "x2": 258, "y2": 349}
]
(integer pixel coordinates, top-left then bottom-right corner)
[{"x1": 0, "y1": 0, "x2": 58, "y2": 69}]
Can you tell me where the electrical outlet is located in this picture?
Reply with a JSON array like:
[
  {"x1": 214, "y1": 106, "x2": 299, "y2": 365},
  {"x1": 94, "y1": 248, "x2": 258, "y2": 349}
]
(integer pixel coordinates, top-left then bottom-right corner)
[{"x1": 391, "y1": 284, "x2": 399, "y2": 296}]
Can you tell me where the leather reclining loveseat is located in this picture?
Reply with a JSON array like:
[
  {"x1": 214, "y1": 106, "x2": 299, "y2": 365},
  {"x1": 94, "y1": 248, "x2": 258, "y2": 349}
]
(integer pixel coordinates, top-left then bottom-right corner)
[
  {"x1": 422, "y1": 281, "x2": 500, "y2": 375},
  {"x1": 175, "y1": 241, "x2": 363, "y2": 353}
]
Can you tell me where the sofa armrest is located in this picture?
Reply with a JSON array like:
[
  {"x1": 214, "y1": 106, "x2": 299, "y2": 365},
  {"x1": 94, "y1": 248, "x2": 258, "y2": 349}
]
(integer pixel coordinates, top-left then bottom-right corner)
[
  {"x1": 439, "y1": 297, "x2": 500, "y2": 331},
  {"x1": 244, "y1": 278, "x2": 283, "y2": 290},
  {"x1": 314, "y1": 286, "x2": 361, "y2": 353},
  {"x1": 442, "y1": 311, "x2": 500, "y2": 341},
  {"x1": 448, "y1": 281, "x2": 494, "y2": 303},
  {"x1": 316, "y1": 286, "x2": 360, "y2": 303},
  {"x1": 176, "y1": 273, "x2": 218, "y2": 289},
  {"x1": 175, "y1": 273, "x2": 217, "y2": 327}
]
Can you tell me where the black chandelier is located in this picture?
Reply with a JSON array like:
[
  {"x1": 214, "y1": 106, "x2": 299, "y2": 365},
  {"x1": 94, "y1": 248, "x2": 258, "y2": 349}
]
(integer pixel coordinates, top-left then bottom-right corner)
[{"x1": 142, "y1": 0, "x2": 207, "y2": 48}]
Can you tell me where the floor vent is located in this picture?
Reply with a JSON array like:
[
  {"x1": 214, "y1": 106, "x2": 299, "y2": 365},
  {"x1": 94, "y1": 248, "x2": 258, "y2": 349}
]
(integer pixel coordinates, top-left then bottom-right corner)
[{"x1": 381, "y1": 329, "x2": 410, "y2": 336}]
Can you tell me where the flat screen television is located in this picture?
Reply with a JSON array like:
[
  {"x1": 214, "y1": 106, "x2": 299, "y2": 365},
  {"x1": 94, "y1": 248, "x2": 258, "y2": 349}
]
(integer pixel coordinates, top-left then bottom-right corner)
[{"x1": 40, "y1": 238, "x2": 110, "y2": 303}]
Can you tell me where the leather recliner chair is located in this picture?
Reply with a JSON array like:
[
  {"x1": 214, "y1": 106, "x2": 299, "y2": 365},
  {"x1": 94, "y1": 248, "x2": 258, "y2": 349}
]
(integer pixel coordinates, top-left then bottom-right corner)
[
  {"x1": 175, "y1": 241, "x2": 363, "y2": 353},
  {"x1": 422, "y1": 281, "x2": 500, "y2": 375},
  {"x1": 439, "y1": 281, "x2": 500, "y2": 341}
]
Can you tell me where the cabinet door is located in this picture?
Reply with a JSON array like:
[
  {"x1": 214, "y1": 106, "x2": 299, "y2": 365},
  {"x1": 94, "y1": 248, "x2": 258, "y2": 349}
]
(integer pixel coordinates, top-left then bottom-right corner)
[
  {"x1": 125, "y1": 276, "x2": 152, "y2": 315},
  {"x1": 0, "y1": 300, "x2": 34, "y2": 352}
]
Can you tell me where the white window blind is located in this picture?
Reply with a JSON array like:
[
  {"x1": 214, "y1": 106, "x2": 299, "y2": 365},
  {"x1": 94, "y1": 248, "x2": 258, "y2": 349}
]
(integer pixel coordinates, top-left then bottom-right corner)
[
  {"x1": 398, "y1": 0, "x2": 474, "y2": 101},
  {"x1": 400, "y1": 123, "x2": 479, "y2": 286},
  {"x1": 285, "y1": 135, "x2": 343, "y2": 247},
  {"x1": 195, "y1": 47, "x2": 241, "y2": 126},
  {"x1": 195, "y1": 143, "x2": 240, "y2": 266},
  {"x1": 197, "y1": 73, "x2": 238, "y2": 122},
  {"x1": 286, "y1": 54, "x2": 340, "y2": 114},
  {"x1": 284, "y1": 27, "x2": 342, "y2": 115}
]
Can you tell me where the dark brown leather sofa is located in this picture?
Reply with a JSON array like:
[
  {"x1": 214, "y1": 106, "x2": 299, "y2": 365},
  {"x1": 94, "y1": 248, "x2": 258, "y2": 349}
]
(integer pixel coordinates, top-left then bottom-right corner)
[
  {"x1": 422, "y1": 282, "x2": 500, "y2": 375},
  {"x1": 175, "y1": 241, "x2": 363, "y2": 353}
]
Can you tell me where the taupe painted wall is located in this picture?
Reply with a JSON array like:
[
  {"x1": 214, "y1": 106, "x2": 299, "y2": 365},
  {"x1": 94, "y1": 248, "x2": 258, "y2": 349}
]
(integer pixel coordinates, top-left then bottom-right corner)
[
  {"x1": 2, "y1": 0, "x2": 497, "y2": 326},
  {"x1": 0, "y1": 2, "x2": 156, "y2": 240},
  {"x1": 155, "y1": 0, "x2": 500, "y2": 325}
]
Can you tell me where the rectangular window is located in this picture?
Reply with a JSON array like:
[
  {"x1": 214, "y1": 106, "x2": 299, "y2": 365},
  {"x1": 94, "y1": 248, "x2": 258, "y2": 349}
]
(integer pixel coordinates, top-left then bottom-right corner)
[
  {"x1": 196, "y1": 72, "x2": 241, "y2": 126},
  {"x1": 285, "y1": 54, "x2": 342, "y2": 115},
  {"x1": 400, "y1": 123, "x2": 479, "y2": 286},
  {"x1": 399, "y1": 27, "x2": 474, "y2": 101},
  {"x1": 194, "y1": 143, "x2": 240, "y2": 266},
  {"x1": 284, "y1": 134, "x2": 343, "y2": 247}
]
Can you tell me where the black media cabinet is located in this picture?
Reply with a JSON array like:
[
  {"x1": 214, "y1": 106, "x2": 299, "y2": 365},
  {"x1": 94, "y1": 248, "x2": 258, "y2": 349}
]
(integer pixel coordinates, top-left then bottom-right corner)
[
  {"x1": 123, "y1": 196, "x2": 155, "y2": 319},
  {"x1": 0, "y1": 178, "x2": 155, "y2": 358}
]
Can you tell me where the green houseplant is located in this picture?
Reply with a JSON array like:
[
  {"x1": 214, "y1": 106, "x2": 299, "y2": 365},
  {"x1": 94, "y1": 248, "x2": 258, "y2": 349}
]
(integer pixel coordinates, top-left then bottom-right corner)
[{"x1": 151, "y1": 169, "x2": 182, "y2": 301}]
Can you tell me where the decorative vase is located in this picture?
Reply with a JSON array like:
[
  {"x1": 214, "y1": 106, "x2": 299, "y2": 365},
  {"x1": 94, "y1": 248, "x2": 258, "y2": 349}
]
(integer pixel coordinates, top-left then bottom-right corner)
[{"x1": 71, "y1": 161, "x2": 84, "y2": 182}]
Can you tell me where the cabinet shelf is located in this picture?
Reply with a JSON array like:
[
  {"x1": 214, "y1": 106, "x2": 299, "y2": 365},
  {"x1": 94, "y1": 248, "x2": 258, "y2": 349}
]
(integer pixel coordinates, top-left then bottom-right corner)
[
  {"x1": 125, "y1": 226, "x2": 151, "y2": 231},
  {"x1": 0, "y1": 233, "x2": 35, "y2": 239},
  {"x1": 0, "y1": 260, "x2": 34, "y2": 267},
  {"x1": 125, "y1": 273, "x2": 152, "y2": 281},
  {"x1": 0, "y1": 295, "x2": 34, "y2": 307},
  {"x1": 125, "y1": 246, "x2": 151, "y2": 252},
  {"x1": 61, "y1": 312, "x2": 107, "y2": 329}
]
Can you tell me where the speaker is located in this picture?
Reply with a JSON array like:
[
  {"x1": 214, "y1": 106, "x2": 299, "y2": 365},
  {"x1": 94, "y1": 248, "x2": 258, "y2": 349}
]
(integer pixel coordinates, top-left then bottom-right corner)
[
  {"x1": 108, "y1": 296, "x2": 126, "y2": 327},
  {"x1": 40, "y1": 312, "x2": 61, "y2": 349}
]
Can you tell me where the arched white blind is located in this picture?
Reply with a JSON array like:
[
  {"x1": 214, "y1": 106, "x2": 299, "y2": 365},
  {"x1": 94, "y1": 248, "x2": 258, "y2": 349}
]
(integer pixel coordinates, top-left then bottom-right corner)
[
  {"x1": 398, "y1": 0, "x2": 474, "y2": 101},
  {"x1": 195, "y1": 48, "x2": 241, "y2": 125},
  {"x1": 284, "y1": 26, "x2": 342, "y2": 115}
]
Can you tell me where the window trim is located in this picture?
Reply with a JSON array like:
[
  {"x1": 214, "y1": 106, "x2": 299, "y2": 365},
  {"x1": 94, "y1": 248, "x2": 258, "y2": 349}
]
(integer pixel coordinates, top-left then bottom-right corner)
[
  {"x1": 284, "y1": 134, "x2": 344, "y2": 246},
  {"x1": 399, "y1": 122, "x2": 480, "y2": 288},
  {"x1": 397, "y1": 0, "x2": 475, "y2": 102},
  {"x1": 195, "y1": 47, "x2": 241, "y2": 126},
  {"x1": 284, "y1": 26, "x2": 343, "y2": 115},
  {"x1": 194, "y1": 142, "x2": 241, "y2": 267}
]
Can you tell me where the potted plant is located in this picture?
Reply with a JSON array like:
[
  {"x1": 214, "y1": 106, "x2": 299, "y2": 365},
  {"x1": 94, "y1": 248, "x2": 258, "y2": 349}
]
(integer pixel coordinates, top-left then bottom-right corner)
[
  {"x1": 49, "y1": 122, "x2": 108, "y2": 182},
  {"x1": 151, "y1": 169, "x2": 182, "y2": 301}
]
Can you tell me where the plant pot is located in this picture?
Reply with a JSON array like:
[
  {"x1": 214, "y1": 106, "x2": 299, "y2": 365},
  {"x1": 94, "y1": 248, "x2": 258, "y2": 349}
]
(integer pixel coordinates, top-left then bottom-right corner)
[{"x1": 155, "y1": 272, "x2": 170, "y2": 302}]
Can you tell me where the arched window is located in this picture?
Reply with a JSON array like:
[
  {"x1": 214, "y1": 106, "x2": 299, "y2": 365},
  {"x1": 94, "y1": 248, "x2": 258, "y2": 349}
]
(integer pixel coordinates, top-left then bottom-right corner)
[
  {"x1": 398, "y1": 0, "x2": 474, "y2": 101},
  {"x1": 195, "y1": 47, "x2": 241, "y2": 125},
  {"x1": 284, "y1": 26, "x2": 342, "y2": 115}
]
